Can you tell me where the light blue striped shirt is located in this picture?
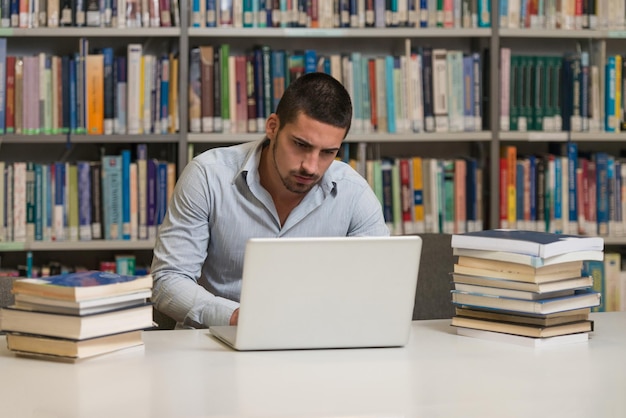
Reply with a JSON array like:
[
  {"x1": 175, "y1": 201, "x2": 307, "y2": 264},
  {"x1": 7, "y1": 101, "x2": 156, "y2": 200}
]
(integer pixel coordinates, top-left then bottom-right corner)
[{"x1": 151, "y1": 139, "x2": 389, "y2": 328}]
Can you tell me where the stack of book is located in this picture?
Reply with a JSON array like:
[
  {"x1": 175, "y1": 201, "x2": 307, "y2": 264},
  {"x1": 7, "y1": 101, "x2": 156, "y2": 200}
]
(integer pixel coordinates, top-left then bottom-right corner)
[
  {"x1": 0, "y1": 271, "x2": 154, "y2": 361},
  {"x1": 449, "y1": 230, "x2": 604, "y2": 347}
]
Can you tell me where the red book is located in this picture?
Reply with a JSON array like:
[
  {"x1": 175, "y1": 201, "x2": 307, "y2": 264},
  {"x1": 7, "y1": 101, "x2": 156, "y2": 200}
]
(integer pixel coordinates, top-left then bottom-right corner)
[
  {"x1": 368, "y1": 58, "x2": 377, "y2": 130},
  {"x1": 5, "y1": 55, "x2": 15, "y2": 133}
]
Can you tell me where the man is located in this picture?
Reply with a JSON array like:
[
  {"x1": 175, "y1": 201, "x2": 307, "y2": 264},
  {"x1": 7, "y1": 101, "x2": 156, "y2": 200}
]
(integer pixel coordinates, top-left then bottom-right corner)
[{"x1": 151, "y1": 72, "x2": 389, "y2": 328}]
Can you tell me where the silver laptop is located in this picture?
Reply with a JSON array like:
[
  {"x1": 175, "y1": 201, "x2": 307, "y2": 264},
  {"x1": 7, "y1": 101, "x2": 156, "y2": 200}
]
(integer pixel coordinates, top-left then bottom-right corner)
[{"x1": 209, "y1": 235, "x2": 422, "y2": 351}]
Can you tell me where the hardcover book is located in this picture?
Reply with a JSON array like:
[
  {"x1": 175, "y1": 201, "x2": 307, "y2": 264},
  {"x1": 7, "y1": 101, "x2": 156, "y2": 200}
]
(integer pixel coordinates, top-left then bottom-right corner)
[
  {"x1": 454, "y1": 306, "x2": 591, "y2": 327},
  {"x1": 6, "y1": 330, "x2": 144, "y2": 360},
  {"x1": 451, "y1": 288, "x2": 601, "y2": 315},
  {"x1": 451, "y1": 229, "x2": 604, "y2": 258},
  {"x1": 11, "y1": 270, "x2": 152, "y2": 301},
  {"x1": 451, "y1": 316, "x2": 593, "y2": 338},
  {"x1": 0, "y1": 304, "x2": 153, "y2": 340},
  {"x1": 455, "y1": 326, "x2": 589, "y2": 347}
]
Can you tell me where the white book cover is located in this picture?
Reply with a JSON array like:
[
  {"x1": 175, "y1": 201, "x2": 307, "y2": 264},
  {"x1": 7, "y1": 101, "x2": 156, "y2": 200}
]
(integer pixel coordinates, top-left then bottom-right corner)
[
  {"x1": 410, "y1": 51, "x2": 424, "y2": 133},
  {"x1": 590, "y1": 65, "x2": 601, "y2": 132},
  {"x1": 432, "y1": 48, "x2": 449, "y2": 132},
  {"x1": 508, "y1": 0, "x2": 520, "y2": 28},
  {"x1": 500, "y1": 47, "x2": 511, "y2": 132},
  {"x1": 397, "y1": 55, "x2": 409, "y2": 133},
  {"x1": 13, "y1": 162, "x2": 27, "y2": 242},
  {"x1": 127, "y1": 44, "x2": 143, "y2": 134},
  {"x1": 142, "y1": 54, "x2": 153, "y2": 134},
  {"x1": 446, "y1": 50, "x2": 464, "y2": 132}
]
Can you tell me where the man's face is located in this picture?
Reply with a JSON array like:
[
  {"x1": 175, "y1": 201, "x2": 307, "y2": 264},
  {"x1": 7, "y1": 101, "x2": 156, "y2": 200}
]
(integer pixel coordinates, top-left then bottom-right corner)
[{"x1": 267, "y1": 113, "x2": 346, "y2": 195}]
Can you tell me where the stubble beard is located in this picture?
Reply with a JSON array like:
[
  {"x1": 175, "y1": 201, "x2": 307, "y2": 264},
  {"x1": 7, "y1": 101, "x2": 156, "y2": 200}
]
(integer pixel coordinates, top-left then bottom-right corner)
[{"x1": 272, "y1": 139, "x2": 319, "y2": 195}]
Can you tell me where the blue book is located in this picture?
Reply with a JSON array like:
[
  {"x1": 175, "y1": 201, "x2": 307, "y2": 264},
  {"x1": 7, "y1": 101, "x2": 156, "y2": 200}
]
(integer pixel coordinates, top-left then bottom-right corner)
[
  {"x1": 102, "y1": 47, "x2": 115, "y2": 135},
  {"x1": 12, "y1": 270, "x2": 152, "y2": 301},
  {"x1": 206, "y1": 0, "x2": 217, "y2": 26},
  {"x1": 44, "y1": 164, "x2": 53, "y2": 241},
  {"x1": 463, "y1": 54, "x2": 475, "y2": 132},
  {"x1": 567, "y1": 142, "x2": 578, "y2": 233},
  {"x1": 384, "y1": 55, "x2": 396, "y2": 133},
  {"x1": 451, "y1": 288, "x2": 601, "y2": 315},
  {"x1": 419, "y1": 0, "x2": 427, "y2": 27},
  {"x1": 77, "y1": 161, "x2": 92, "y2": 241},
  {"x1": 271, "y1": 49, "x2": 286, "y2": 111},
  {"x1": 605, "y1": 56, "x2": 617, "y2": 132},
  {"x1": 160, "y1": 55, "x2": 170, "y2": 134},
  {"x1": 69, "y1": 55, "x2": 78, "y2": 133},
  {"x1": 607, "y1": 155, "x2": 616, "y2": 236},
  {"x1": 243, "y1": 0, "x2": 254, "y2": 27},
  {"x1": 192, "y1": 0, "x2": 201, "y2": 26},
  {"x1": 252, "y1": 47, "x2": 265, "y2": 126},
  {"x1": 34, "y1": 164, "x2": 43, "y2": 241},
  {"x1": 450, "y1": 230, "x2": 605, "y2": 258},
  {"x1": 477, "y1": 0, "x2": 490, "y2": 27},
  {"x1": 147, "y1": 158, "x2": 158, "y2": 239},
  {"x1": 156, "y1": 161, "x2": 168, "y2": 225},
  {"x1": 304, "y1": 49, "x2": 316, "y2": 74},
  {"x1": 121, "y1": 150, "x2": 131, "y2": 240},
  {"x1": 54, "y1": 162, "x2": 67, "y2": 241},
  {"x1": 499, "y1": 0, "x2": 508, "y2": 28}
]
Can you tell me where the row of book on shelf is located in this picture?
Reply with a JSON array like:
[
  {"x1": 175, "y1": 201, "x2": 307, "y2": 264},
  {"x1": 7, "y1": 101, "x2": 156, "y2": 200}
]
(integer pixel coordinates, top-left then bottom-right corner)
[
  {"x1": 497, "y1": 0, "x2": 624, "y2": 30},
  {"x1": 0, "y1": 253, "x2": 146, "y2": 278},
  {"x1": 0, "y1": 270, "x2": 154, "y2": 361},
  {"x1": 343, "y1": 144, "x2": 484, "y2": 235},
  {"x1": 0, "y1": 39, "x2": 180, "y2": 136},
  {"x1": 449, "y1": 229, "x2": 606, "y2": 347},
  {"x1": 189, "y1": 42, "x2": 484, "y2": 135},
  {"x1": 0, "y1": 144, "x2": 176, "y2": 243},
  {"x1": 190, "y1": 0, "x2": 492, "y2": 29},
  {"x1": 500, "y1": 48, "x2": 626, "y2": 134},
  {"x1": 500, "y1": 144, "x2": 626, "y2": 238},
  {"x1": 0, "y1": 0, "x2": 181, "y2": 28}
]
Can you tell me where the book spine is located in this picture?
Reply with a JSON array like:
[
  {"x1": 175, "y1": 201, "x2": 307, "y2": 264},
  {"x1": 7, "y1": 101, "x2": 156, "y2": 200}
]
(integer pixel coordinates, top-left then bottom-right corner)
[
  {"x1": 127, "y1": 43, "x2": 143, "y2": 134},
  {"x1": 34, "y1": 163, "x2": 43, "y2": 241},
  {"x1": 77, "y1": 161, "x2": 92, "y2": 241},
  {"x1": 121, "y1": 149, "x2": 131, "y2": 240},
  {"x1": 68, "y1": 164, "x2": 79, "y2": 241},
  {"x1": 103, "y1": 47, "x2": 115, "y2": 135},
  {"x1": 189, "y1": 47, "x2": 202, "y2": 133},
  {"x1": 53, "y1": 161, "x2": 65, "y2": 241},
  {"x1": 147, "y1": 158, "x2": 157, "y2": 239},
  {"x1": 136, "y1": 143, "x2": 148, "y2": 239},
  {"x1": 90, "y1": 162, "x2": 102, "y2": 239}
]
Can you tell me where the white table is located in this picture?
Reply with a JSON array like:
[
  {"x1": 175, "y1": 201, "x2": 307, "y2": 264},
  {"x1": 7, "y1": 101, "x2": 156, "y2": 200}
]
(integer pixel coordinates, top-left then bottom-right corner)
[{"x1": 1, "y1": 312, "x2": 625, "y2": 418}]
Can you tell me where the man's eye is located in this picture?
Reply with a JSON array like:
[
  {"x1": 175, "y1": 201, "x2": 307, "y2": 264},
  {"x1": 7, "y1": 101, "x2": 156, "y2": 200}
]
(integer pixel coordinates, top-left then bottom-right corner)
[
  {"x1": 295, "y1": 141, "x2": 307, "y2": 148},
  {"x1": 323, "y1": 150, "x2": 337, "y2": 155}
]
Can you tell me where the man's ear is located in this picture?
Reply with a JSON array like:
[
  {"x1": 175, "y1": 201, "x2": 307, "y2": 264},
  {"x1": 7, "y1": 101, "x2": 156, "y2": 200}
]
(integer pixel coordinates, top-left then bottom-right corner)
[{"x1": 265, "y1": 114, "x2": 279, "y2": 139}]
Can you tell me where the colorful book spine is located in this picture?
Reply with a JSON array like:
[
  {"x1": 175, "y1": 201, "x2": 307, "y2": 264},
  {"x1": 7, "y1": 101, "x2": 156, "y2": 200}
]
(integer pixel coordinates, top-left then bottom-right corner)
[
  {"x1": 121, "y1": 150, "x2": 131, "y2": 240},
  {"x1": 77, "y1": 161, "x2": 92, "y2": 241}
]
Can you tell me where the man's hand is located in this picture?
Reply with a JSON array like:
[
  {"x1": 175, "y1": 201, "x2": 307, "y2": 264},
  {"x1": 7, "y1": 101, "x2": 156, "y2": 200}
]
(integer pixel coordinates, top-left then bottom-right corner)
[{"x1": 230, "y1": 308, "x2": 239, "y2": 325}]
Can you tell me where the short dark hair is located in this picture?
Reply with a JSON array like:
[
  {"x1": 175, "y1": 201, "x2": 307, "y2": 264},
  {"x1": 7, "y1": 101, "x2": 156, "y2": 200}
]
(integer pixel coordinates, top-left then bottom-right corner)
[{"x1": 275, "y1": 72, "x2": 352, "y2": 137}]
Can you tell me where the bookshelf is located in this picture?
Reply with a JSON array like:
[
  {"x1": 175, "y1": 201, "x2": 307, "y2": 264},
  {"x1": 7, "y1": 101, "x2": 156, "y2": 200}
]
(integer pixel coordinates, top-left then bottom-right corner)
[{"x1": 4, "y1": 1, "x2": 626, "y2": 274}]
